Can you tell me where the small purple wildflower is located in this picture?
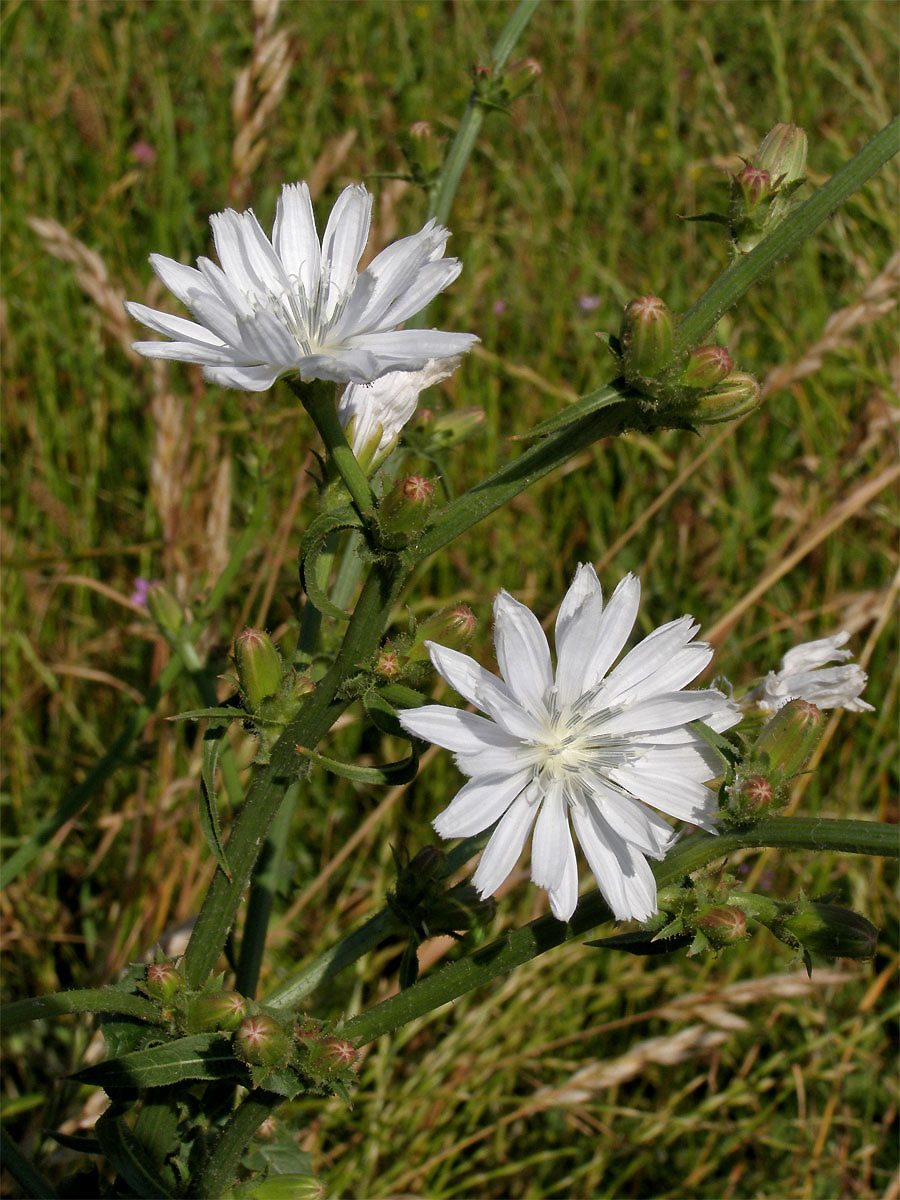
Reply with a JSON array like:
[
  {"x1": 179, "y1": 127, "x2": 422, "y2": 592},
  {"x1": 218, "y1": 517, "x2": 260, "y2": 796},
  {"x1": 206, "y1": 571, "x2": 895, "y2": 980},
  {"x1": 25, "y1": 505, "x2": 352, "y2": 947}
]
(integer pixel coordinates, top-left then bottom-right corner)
[
  {"x1": 492, "y1": 300, "x2": 506, "y2": 315},
  {"x1": 578, "y1": 295, "x2": 601, "y2": 312},
  {"x1": 130, "y1": 577, "x2": 155, "y2": 607}
]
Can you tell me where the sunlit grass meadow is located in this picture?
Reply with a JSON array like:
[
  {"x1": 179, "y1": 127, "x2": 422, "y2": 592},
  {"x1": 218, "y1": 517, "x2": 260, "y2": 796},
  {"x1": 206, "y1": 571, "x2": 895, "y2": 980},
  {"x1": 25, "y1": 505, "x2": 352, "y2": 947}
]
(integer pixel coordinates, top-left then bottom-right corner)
[{"x1": 2, "y1": 1, "x2": 898, "y2": 1196}]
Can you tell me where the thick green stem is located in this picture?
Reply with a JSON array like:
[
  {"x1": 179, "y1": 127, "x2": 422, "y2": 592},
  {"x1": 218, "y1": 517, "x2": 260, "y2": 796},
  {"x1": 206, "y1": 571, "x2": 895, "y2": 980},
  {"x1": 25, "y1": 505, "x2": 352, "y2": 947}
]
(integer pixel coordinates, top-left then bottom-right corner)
[
  {"x1": 428, "y1": 0, "x2": 542, "y2": 227},
  {"x1": 295, "y1": 380, "x2": 377, "y2": 521},
  {"x1": 181, "y1": 560, "x2": 410, "y2": 989},
  {"x1": 190, "y1": 1089, "x2": 282, "y2": 1199},
  {"x1": 234, "y1": 783, "x2": 299, "y2": 998},
  {"x1": 339, "y1": 818, "x2": 897, "y2": 1045},
  {"x1": 676, "y1": 114, "x2": 900, "y2": 350}
]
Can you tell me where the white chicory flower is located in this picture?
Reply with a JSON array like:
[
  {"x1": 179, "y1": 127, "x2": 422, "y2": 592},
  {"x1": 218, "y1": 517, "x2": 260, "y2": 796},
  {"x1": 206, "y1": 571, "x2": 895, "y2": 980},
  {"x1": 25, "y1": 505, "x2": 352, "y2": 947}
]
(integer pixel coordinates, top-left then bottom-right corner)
[
  {"x1": 125, "y1": 182, "x2": 477, "y2": 391},
  {"x1": 399, "y1": 567, "x2": 740, "y2": 923},
  {"x1": 754, "y1": 632, "x2": 873, "y2": 713},
  {"x1": 338, "y1": 355, "x2": 461, "y2": 467}
]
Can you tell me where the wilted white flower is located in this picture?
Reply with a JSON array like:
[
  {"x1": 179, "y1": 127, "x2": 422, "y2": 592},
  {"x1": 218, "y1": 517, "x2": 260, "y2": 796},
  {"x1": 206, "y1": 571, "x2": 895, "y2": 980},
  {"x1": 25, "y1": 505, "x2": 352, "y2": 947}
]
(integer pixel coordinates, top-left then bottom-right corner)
[
  {"x1": 338, "y1": 355, "x2": 461, "y2": 467},
  {"x1": 754, "y1": 632, "x2": 873, "y2": 714},
  {"x1": 125, "y1": 182, "x2": 477, "y2": 391},
  {"x1": 399, "y1": 568, "x2": 740, "y2": 923}
]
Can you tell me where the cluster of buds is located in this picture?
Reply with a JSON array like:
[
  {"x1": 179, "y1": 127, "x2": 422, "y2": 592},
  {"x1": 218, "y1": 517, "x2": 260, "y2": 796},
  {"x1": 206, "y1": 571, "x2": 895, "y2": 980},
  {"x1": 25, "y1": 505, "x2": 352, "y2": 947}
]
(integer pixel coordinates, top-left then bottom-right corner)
[
  {"x1": 719, "y1": 698, "x2": 824, "y2": 827},
  {"x1": 729, "y1": 123, "x2": 808, "y2": 255},
  {"x1": 608, "y1": 294, "x2": 761, "y2": 424},
  {"x1": 472, "y1": 56, "x2": 542, "y2": 112},
  {"x1": 385, "y1": 846, "x2": 496, "y2": 988},
  {"x1": 234, "y1": 629, "x2": 315, "y2": 763},
  {"x1": 373, "y1": 603, "x2": 476, "y2": 688},
  {"x1": 637, "y1": 877, "x2": 877, "y2": 968}
]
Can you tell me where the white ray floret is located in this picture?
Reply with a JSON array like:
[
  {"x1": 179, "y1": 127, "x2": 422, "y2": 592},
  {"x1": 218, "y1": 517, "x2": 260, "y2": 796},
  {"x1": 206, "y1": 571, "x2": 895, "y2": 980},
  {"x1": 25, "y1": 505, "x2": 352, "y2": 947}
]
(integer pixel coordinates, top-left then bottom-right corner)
[
  {"x1": 399, "y1": 567, "x2": 740, "y2": 923},
  {"x1": 751, "y1": 631, "x2": 873, "y2": 714},
  {"x1": 337, "y1": 355, "x2": 461, "y2": 466},
  {"x1": 126, "y1": 182, "x2": 477, "y2": 391}
]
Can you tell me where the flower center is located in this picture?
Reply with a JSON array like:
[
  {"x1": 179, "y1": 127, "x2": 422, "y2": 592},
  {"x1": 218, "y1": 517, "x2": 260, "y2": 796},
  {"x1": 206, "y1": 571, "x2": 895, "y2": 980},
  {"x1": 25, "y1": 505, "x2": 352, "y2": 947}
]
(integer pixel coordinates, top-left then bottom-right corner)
[{"x1": 530, "y1": 703, "x2": 638, "y2": 786}]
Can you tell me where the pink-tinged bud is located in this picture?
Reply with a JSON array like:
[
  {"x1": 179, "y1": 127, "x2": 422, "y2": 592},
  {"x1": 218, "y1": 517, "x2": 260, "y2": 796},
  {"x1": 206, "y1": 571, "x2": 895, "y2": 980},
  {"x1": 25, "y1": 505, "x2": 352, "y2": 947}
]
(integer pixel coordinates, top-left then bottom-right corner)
[
  {"x1": 323, "y1": 1037, "x2": 358, "y2": 1069},
  {"x1": 143, "y1": 962, "x2": 183, "y2": 1001},
  {"x1": 781, "y1": 901, "x2": 878, "y2": 961},
  {"x1": 413, "y1": 604, "x2": 477, "y2": 655},
  {"x1": 146, "y1": 583, "x2": 184, "y2": 636},
  {"x1": 503, "y1": 56, "x2": 542, "y2": 101},
  {"x1": 374, "y1": 648, "x2": 405, "y2": 679},
  {"x1": 409, "y1": 121, "x2": 433, "y2": 141},
  {"x1": 754, "y1": 697, "x2": 824, "y2": 778},
  {"x1": 735, "y1": 164, "x2": 771, "y2": 209},
  {"x1": 235, "y1": 628, "x2": 282, "y2": 711},
  {"x1": 754, "y1": 123, "x2": 808, "y2": 187},
  {"x1": 379, "y1": 474, "x2": 436, "y2": 536},
  {"x1": 235, "y1": 1013, "x2": 294, "y2": 1070},
  {"x1": 697, "y1": 905, "x2": 748, "y2": 947},
  {"x1": 620, "y1": 295, "x2": 675, "y2": 382},
  {"x1": 689, "y1": 371, "x2": 761, "y2": 424},
  {"x1": 734, "y1": 773, "x2": 776, "y2": 815},
  {"x1": 679, "y1": 345, "x2": 734, "y2": 390},
  {"x1": 184, "y1": 990, "x2": 247, "y2": 1033}
]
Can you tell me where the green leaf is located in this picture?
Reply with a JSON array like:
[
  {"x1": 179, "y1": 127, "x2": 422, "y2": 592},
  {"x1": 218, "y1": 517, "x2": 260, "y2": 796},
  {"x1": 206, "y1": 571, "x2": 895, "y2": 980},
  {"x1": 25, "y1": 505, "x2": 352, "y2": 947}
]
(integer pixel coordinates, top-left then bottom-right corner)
[
  {"x1": 294, "y1": 742, "x2": 418, "y2": 786},
  {"x1": 0, "y1": 1128, "x2": 59, "y2": 1199},
  {"x1": 250, "y1": 1066, "x2": 304, "y2": 1099},
  {"x1": 586, "y1": 929, "x2": 692, "y2": 956},
  {"x1": 171, "y1": 706, "x2": 244, "y2": 722},
  {"x1": 95, "y1": 1111, "x2": 177, "y2": 1199},
  {"x1": 200, "y1": 726, "x2": 232, "y2": 880},
  {"x1": 299, "y1": 506, "x2": 364, "y2": 621},
  {"x1": 1, "y1": 988, "x2": 160, "y2": 1030},
  {"x1": 72, "y1": 1033, "x2": 248, "y2": 1089},
  {"x1": 510, "y1": 381, "x2": 626, "y2": 441}
]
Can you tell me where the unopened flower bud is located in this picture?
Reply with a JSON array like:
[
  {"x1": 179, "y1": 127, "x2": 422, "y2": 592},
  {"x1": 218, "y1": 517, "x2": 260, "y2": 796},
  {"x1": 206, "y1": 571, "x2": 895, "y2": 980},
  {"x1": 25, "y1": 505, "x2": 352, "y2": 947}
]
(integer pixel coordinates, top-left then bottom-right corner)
[
  {"x1": 735, "y1": 164, "x2": 771, "y2": 209},
  {"x1": 237, "y1": 1174, "x2": 324, "y2": 1200},
  {"x1": 399, "y1": 121, "x2": 443, "y2": 181},
  {"x1": 697, "y1": 905, "x2": 748, "y2": 947},
  {"x1": 728, "y1": 773, "x2": 777, "y2": 819},
  {"x1": 679, "y1": 345, "x2": 734, "y2": 390},
  {"x1": 754, "y1": 123, "x2": 807, "y2": 187},
  {"x1": 781, "y1": 901, "x2": 877, "y2": 960},
  {"x1": 184, "y1": 990, "x2": 247, "y2": 1033},
  {"x1": 620, "y1": 295, "x2": 675, "y2": 382},
  {"x1": 374, "y1": 648, "x2": 405, "y2": 679},
  {"x1": 424, "y1": 406, "x2": 486, "y2": 448},
  {"x1": 146, "y1": 583, "x2": 184, "y2": 635},
  {"x1": 754, "y1": 697, "x2": 824, "y2": 777},
  {"x1": 323, "y1": 1037, "x2": 358, "y2": 1069},
  {"x1": 143, "y1": 962, "x2": 184, "y2": 1001},
  {"x1": 379, "y1": 474, "x2": 436, "y2": 536},
  {"x1": 409, "y1": 604, "x2": 477, "y2": 660},
  {"x1": 235, "y1": 629, "x2": 283, "y2": 711},
  {"x1": 689, "y1": 371, "x2": 761, "y2": 424},
  {"x1": 235, "y1": 1013, "x2": 294, "y2": 1070},
  {"x1": 503, "y1": 56, "x2": 542, "y2": 101}
]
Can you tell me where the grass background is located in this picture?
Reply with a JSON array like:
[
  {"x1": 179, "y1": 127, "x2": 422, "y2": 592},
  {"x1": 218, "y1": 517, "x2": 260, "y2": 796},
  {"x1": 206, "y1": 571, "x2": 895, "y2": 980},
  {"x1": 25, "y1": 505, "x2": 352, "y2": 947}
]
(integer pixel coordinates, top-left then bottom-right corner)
[{"x1": 2, "y1": 0, "x2": 898, "y2": 1196}]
